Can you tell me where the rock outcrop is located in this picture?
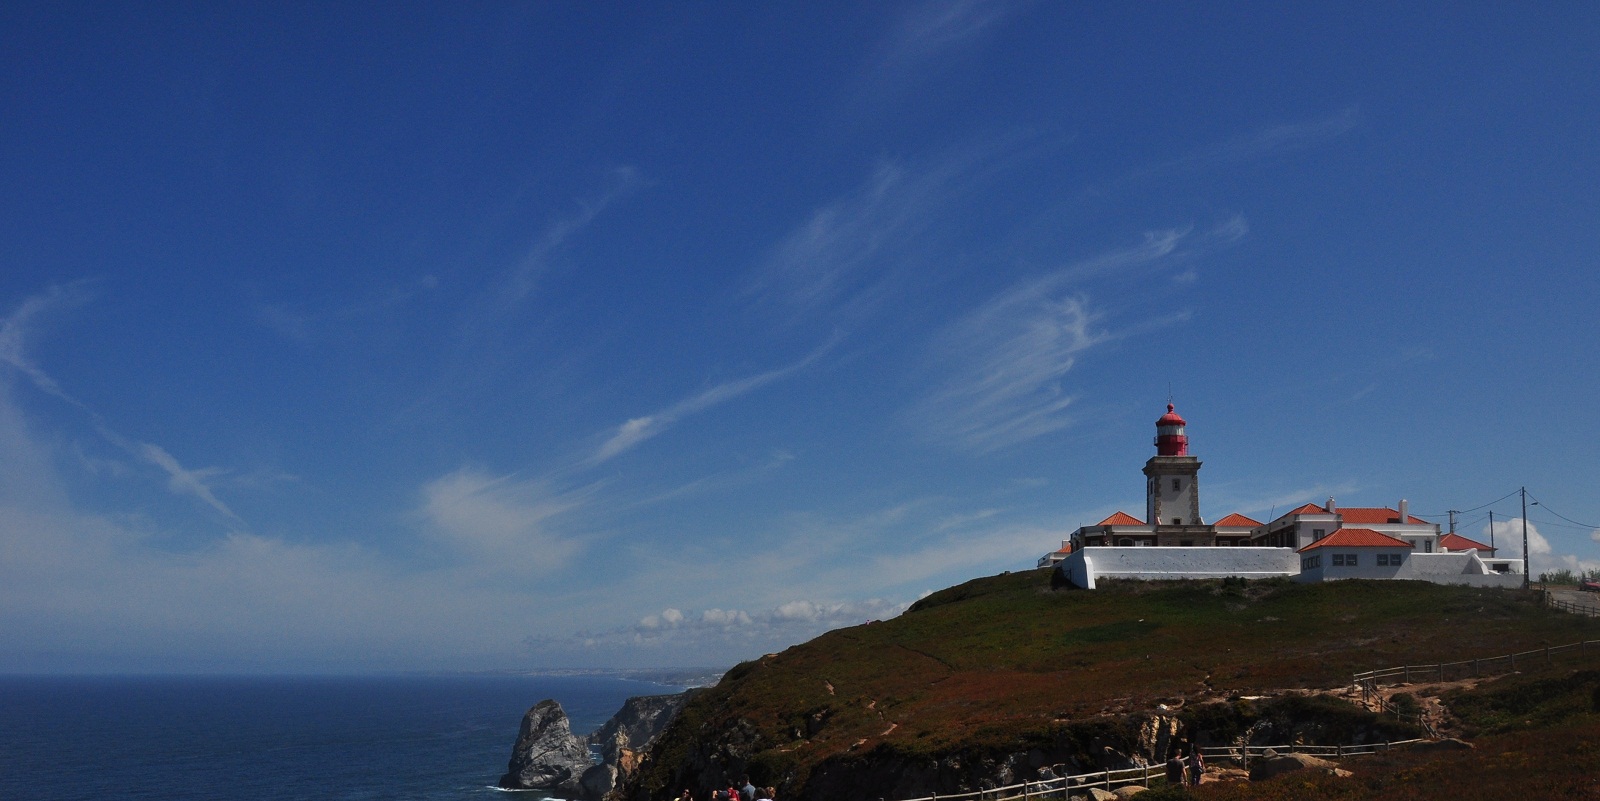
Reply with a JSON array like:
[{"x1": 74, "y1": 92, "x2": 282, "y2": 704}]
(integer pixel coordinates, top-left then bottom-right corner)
[
  {"x1": 499, "y1": 699, "x2": 595, "y2": 793},
  {"x1": 498, "y1": 691, "x2": 701, "y2": 799},
  {"x1": 1248, "y1": 752, "x2": 1339, "y2": 782},
  {"x1": 581, "y1": 692, "x2": 701, "y2": 799}
]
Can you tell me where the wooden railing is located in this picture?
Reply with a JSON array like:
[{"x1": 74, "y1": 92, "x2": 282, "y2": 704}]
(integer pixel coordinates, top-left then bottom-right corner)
[
  {"x1": 891, "y1": 740, "x2": 1432, "y2": 801},
  {"x1": 894, "y1": 763, "x2": 1166, "y2": 801},
  {"x1": 1353, "y1": 638, "x2": 1600, "y2": 689},
  {"x1": 1198, "y1": 739, "x2": 1425, "y2": 764},
  {"x1": 1547, "y1": 597, "x2": 1600, "y2": 617},
  {"x1": 1351, "y1": 637, "x2": 1600, "y2": 737}
]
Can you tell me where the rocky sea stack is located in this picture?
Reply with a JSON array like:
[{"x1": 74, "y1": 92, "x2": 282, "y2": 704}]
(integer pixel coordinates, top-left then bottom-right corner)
[
  {"x1": 498, "y1": 699, "x2": 594, "y2": 793},
  {"x1": 499, "y1": 691, "x2": 701, "y2": 797}
]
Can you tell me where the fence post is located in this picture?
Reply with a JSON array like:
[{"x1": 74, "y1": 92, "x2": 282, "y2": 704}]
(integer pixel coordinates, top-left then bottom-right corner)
[
  {"x1": 1336, "y1": 744, "x2": 1342, "y2": 758},
  {"x1": 1472, "y1": 658, "x2": 1479, "y2": 677},
  {"x1": 1439, "y1": 663, "x2": 1444, "y2": 682},
  {"x1": 1545, "y1": 646, "x2": 1551, "y2": 665},
  {"x1": 1403, "y1": 666, "x2": 1410, "y2": 682},
  {"x1": 1511, "y1": 653, "x2": 1516, "y2": 670}
]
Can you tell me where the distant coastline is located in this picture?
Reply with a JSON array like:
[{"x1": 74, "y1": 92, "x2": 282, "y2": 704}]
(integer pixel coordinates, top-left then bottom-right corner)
[{"x1": 476, "y1": 667, "x2": 728, "y2": 689}]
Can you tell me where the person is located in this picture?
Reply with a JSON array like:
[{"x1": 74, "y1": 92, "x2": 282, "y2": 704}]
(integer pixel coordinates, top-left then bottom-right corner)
[
  {"x1": 740, "y1": 776, "x2": 756, "y2": 801},
  {"x1": 1188, "y1": 749, "x2": 1205, "y2": 786},
  {"x1": 677, "y1": 790, "x2": 692, "y2": 801},
  {"x1": 756, "y1": 787, "x2": 774, "y2": 801},
  {"x1": 1165, "y1": 751, "x2": 1185, "y2": 787}
]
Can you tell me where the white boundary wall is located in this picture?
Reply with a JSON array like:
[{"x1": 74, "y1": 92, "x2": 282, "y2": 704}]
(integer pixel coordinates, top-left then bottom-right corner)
[{"x1": 1060, "y1": 546, "x2": 1298, "y2": 589}]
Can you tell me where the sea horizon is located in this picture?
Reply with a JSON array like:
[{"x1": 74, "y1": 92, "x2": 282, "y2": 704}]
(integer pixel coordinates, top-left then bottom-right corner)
[{"x1": 0, "y1": 672, "x2": 691, "y2": 801}]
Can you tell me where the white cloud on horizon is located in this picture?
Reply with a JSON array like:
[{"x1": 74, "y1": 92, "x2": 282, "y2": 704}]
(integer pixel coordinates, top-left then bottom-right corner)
[
  {"x1": 1483, "y1": 517, "x2": 1600, "y2": 578},
  {"x1": 558, "y1": 596, "x2": 913, "y2": 652}
]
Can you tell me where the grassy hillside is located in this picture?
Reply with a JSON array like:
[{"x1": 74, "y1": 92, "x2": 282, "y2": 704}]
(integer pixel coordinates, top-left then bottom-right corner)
[
  {"x1": 1191, "y1": 669, "x2": 1600, "y2": 800},
  {"x1": 630, "y1": 570, "x2": 1600, "y2": 799}
]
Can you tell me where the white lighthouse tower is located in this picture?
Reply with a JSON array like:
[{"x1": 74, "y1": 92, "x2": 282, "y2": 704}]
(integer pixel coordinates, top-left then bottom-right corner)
[{"x1": 1144, "y1": 403, "x2": 1209, "y2": 544}]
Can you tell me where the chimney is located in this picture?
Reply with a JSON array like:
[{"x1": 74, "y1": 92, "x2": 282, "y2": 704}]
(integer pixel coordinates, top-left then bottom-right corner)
[
  {"x1": 1398, "y1": 499, "x2": 1409, "y2": 523},
  {"x1": 1326, "y1": 497, "x2": 1336, "y2": 513}
]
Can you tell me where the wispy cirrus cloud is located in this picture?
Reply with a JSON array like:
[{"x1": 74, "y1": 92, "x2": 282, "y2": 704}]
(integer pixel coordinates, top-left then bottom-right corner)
[
  {"x1": 1136, "y1": 107, "x2": 1361, "y2": 179},
  {"x1": 257, "y1": 274, "x2": 440, "y2": 344},
  {"x1": 493, "y1": 165, "x2": 645, "y2": 314},
  {"x1": 0, "y1": 281, "x2": 94, "y2": 406},
  {"x1": 587, "y1": 336, "x2": 838, "y2": 466},
  {"x1": 906, "y1": 231, "x2": 1184, "y2": 452},
  {"x1": 880, "y1": 0, "x2": 1019, "y2": 68},
  {"x1": 417, "y1": 467, "x2": 589, "y2": 573},
  {"x1": 744, "y1": 145, "x2": 1017, "y2": 326},
  {"x1": 1, "y1": 286, "x2": 243, "y2": 524}
]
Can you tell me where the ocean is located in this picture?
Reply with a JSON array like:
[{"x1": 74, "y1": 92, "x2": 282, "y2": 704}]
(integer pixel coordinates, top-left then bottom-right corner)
[{"x1": 0, "y1": 674, "x2": 682, "y2": 801}]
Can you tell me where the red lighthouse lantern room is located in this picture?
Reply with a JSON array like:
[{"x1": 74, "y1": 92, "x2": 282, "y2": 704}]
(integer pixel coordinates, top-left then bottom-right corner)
[{"x1": 1154, "y1": 403, "x2": 1188, "y2": 456}]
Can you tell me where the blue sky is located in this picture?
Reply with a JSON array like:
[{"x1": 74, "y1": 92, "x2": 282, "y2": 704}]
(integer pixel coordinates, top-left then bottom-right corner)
[{"x1": 3, "y1": 2, "x2": 1598, "y2": 673}]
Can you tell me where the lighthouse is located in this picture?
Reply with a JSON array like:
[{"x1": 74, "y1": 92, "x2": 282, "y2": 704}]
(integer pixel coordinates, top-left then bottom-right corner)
[
  {"x1": 1144, "y1": 403, "x2": 1207, "y2": 542},
  {"x1": 1154, "y1": 403, "x2": 1189, "y2": 455}
]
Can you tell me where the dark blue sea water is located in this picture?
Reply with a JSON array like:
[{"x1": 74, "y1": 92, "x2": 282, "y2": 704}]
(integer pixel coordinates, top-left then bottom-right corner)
[{"x1": 0, "y1": 674, "x2": 678, "y2": 801}]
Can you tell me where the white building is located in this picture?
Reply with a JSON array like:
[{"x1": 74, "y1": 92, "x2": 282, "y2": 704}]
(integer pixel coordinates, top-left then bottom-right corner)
[
  {"x1": 1046, "y1": 404, "x2": 1525, "y2": 588},
  {"x1": 1295, "y1": 527, "x2": 1523, "y2": 588}
]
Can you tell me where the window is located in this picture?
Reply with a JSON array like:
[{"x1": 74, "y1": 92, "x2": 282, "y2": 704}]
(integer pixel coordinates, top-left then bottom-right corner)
[
  {"x1": 1313, "y1": 528, "x2": 1325, "y2": 540},
  {"x1": 1424, "y1": 541, "x2": 1433, "y2": 553},
  {"x1": 1378, "y1": 553, "x2": 1399, "y2": 566},
  {"x1": 1118, "y1": 538, "x2": 1133, "y2": 546},
  {"x1": 1172, "y1": 518, "x2": 1182, "y2": 525},
  {"x1": 1332, "y1": 554, "x2": 1359, "y2": 567},
  {"x1": 1180, "y1": 540, "x2": 1193, "y2": 547},
  {"x1": 1172, "y1": 479, "x2": 1181, "y2": 491}
]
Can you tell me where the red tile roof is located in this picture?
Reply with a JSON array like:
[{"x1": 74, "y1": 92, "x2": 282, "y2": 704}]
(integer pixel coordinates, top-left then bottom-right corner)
[
  {"x1": 1439, "y1": 532, "x2": 1494, "y2": 552},
  {"x1": 1285, "y1": 503, "x2": 1329, "y2": 516},
  {"x1": 1298, "y1": 527, "x2": 1414, "y2": 552},
  {"x1": 1338, "y1": 507, "x2": 1431, "y2": 525},
  {"x1": 1097, "y1": 511, "x2": 1145, "y2": 526},
  {"x1": 1213, "y1": 513, "x2": 1263, "y2": 527}
]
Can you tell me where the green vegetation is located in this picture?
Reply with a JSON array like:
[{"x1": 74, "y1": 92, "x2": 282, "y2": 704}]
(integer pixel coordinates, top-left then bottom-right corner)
[
  {"x1": 629, "y1": 571, "x2": 1600, "y2": 801},
  {"x1": 1538, "y1": 567, "x2": 1600, "y2": 584}
]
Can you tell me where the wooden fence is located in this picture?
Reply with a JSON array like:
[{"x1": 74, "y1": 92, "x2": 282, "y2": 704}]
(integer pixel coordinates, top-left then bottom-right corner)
[
  {"x1": 1547, "y1": 597, "x2": 1600, "y2": 617},
  {"x1": 1352, "y1": 638, "x2": 1600, "y2": 690},
  {"x1": 893, "y1": 763, "x2": 1165, "y2": 801},
  {"x1": 892, "y1": 739, "x2": 1430, "y2": 801}
]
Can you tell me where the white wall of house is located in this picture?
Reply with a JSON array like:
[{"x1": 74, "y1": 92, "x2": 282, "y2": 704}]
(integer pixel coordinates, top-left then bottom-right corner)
[
  {"x1": 1060, "y1": 546, "x2": 1299, "y2": 589},
  {"x1": 1296, "y1": 550, "x2": 1525, "y2": 588}
]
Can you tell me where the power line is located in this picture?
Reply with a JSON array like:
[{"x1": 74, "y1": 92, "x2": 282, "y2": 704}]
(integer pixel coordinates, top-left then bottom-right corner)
[
  {"x1": 1416, "y1": 488, "x2": 1522, "y2": 518},
  {"x1": 1526, "y1": 491, "x2": 1600, "y2": 530}
]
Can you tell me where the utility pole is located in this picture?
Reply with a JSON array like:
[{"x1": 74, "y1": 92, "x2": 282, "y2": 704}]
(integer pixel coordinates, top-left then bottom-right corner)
[
  {"x1": 1521, "y1": 487, "x2": 1530, "y2": 589},
  {"x1": 1447, "y1": 510, "x2": 1458, "y2": 534},
  {"x1": 1488, "y1": 511, "x2": 1495, "y2": 551}
]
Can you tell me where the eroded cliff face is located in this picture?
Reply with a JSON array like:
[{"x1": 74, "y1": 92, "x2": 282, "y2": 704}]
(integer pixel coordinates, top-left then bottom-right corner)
[
  {"x1": 622, "y1": 693, "x2": 1421, "y2": 801},
  {"x1": 584, "y1": 691, "x2": 702, "y2": 799},
  {"x1": 622, "y1": 707, "x2": 1163, "y2": 801}
]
